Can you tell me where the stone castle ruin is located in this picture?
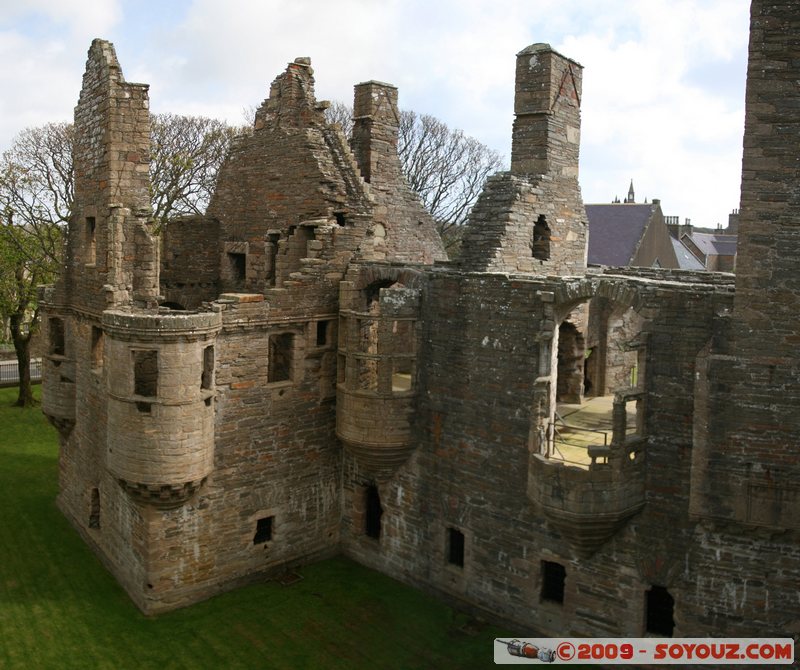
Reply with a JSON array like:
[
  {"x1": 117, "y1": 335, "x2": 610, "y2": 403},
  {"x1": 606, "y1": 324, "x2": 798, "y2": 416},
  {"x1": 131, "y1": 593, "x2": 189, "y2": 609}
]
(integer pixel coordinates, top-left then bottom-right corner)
[{"x1": 41, "y1": 0, "x2": 799, "y2": 643}]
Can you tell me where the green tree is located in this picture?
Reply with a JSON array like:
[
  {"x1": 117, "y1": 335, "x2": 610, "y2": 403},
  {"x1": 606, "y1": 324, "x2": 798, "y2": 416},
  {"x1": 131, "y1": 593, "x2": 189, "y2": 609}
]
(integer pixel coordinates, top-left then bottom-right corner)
[{"x1": 0, "y1": 123, "x2": 70, "y2": 406}]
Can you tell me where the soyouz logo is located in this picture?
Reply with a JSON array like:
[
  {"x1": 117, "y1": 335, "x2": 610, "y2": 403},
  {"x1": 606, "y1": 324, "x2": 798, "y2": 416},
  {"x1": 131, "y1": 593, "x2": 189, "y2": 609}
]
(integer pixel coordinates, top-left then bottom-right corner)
[{"x1": 493, "y1": 638, "x2": 795, "y2": 664}]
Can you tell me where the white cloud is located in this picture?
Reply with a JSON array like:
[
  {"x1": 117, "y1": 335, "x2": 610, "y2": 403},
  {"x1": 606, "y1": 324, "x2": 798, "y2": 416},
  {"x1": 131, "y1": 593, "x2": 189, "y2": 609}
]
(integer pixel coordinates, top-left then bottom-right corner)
[{"x1": 1, "y1": 0, "x2": 750, "y2": 226}]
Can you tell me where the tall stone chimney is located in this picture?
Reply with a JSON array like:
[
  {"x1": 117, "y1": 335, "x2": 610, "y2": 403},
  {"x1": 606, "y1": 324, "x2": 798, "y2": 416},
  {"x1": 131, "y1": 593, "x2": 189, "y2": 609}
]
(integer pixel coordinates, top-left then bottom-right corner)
[
  {"x1": 511, "y1": 44, "x2": 583, "y2": 179},
  {"x1": 351, "y1": 81, "x2": 401, "y2": 185}
]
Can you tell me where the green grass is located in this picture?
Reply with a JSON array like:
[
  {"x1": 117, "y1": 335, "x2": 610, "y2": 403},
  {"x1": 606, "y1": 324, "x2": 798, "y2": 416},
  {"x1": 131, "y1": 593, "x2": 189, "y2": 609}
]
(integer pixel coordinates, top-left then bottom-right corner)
[{"x1": 0, "y1": 387, "x2": 504, "y2": 669}]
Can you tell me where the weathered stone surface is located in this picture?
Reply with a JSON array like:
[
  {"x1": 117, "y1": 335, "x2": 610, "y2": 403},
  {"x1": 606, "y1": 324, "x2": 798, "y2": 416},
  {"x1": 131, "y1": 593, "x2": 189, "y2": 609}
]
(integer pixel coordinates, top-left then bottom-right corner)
[{"x1": 39, "y1": 3, "x2": 800, "y2": 648}]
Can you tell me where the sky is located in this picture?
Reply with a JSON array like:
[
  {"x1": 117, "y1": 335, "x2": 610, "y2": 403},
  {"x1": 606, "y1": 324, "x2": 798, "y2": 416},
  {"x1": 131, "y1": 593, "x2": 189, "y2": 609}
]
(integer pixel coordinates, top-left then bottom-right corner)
[{"x1": 0, "y1": 0, "x2": 751, "y2": 228}]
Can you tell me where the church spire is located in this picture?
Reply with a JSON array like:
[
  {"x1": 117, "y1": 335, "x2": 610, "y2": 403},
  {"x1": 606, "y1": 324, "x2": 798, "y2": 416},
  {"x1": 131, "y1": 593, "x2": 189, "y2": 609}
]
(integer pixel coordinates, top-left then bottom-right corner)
[{"x1": 625, "y1": 179, "x2": 635, "y2": 204}]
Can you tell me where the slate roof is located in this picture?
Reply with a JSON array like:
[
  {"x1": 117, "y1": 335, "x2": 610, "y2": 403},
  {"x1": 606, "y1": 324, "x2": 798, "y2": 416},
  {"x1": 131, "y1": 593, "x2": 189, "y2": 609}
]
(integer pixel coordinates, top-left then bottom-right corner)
[
  {"x1": 670, "y1": 237, "x2": 705, "y2": 270},
  {"x1": 585, "y1": 204, "x2": 655, "y2": 266},
  {"x1": 687, "y1": 232, "x2": 737, "y2": 257}
]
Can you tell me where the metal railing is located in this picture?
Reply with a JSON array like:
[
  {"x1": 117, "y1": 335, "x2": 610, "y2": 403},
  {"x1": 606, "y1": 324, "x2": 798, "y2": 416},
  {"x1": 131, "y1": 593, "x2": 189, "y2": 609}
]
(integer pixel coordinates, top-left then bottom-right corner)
[
  {"x1": 0, "y1": 358, "x2": 42, "y2": 387},
  {"x1": 547, "y1": 420, "x2": 610, "y2": 466}
]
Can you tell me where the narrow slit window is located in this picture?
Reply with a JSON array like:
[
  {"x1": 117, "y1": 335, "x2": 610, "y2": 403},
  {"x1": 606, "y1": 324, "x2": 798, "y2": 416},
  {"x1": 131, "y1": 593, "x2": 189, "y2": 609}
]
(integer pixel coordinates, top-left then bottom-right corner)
[
  {"x1": 266, "y1": 233, "x2": 280, "y2": 287},
  {"x1": 646, "y1": 585, "x2": 675, "y2": 637},
  {"x1": 541, "y1": 560, "x2": 566, "y2": 604},
  {"x1": 253, "y1": 516, "x2": 273, "y2": 544},
  {"x1": 91, "y1": 326, "x2": 104, "y2": 370},
  {"x1": 268, "y1": 333, "x2": 293, "y2": 383},
  {"x1": 447, "y1": 527, "x2": 465, "y2": 568},
  {"x1": 86, "y1": 216, "x2": 96, "y2": 264},
  {"x1": 365, "y1": 485, "x2": 383, "y2": 539},
  {"x1": 89, "y1": 488, "x2": 100, "y2": 529},
  {"x1": 133, "y1": 350, "x2": 158, "y2": 397},
  {"x1": 201, "y1": 345, "x2": 214, "y2": 390}
]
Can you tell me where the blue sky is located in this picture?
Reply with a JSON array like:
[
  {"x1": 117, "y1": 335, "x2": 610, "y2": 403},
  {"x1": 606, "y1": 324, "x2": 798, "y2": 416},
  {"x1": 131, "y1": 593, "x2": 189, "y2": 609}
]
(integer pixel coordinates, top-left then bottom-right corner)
[{"x1": 0, "y1": 0, "x2": 750, "y2": 228}]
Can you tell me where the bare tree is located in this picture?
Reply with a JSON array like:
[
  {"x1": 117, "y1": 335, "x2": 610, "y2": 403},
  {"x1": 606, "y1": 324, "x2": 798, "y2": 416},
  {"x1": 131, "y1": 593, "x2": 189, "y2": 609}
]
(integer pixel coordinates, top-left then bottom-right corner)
[
  {"x1": 150, "y1": 114, "x2": 240, "y2": 223},
  {"x1": 0, "y1": 115, "x2": 239, "y2": 405},
  {"x1": 325, "y1": 103, "x2": 503, "y2": 250}
]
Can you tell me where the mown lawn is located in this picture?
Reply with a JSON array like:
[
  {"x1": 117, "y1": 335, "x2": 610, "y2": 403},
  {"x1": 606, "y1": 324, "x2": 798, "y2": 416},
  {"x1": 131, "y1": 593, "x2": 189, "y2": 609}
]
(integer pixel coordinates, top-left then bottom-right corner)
[{"x1": 0, "y1": 386, "x2": 507, "y2": 669}]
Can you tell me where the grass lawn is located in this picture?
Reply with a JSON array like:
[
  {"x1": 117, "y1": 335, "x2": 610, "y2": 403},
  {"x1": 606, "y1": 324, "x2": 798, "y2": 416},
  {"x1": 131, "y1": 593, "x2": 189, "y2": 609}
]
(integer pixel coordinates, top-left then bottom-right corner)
[{"x1": 0, "y1": 386, "x2": 506, "y2": 669}]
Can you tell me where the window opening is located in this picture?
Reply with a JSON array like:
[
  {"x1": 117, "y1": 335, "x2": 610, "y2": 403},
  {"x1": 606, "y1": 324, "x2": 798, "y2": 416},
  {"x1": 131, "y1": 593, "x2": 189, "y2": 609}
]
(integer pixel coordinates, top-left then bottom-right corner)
[
  {"x1": 133, "y1": 350, "x2": 158, "y2": 397},
  {"x1": 316, "y1": 321, "x2": 329, "y2": 347},
  {"x1": 49, "y1": 318, "x2": 65, "y2": 356},
  {"x1": 646, "y1": 585, "x2": 675, "y2": 637},
  {"x1": 268, "y1": 333, "x2": 293, "y2": 383},
  {"x1": 532, "y1": 215, "x2": 551, "y2": 260},
  {"x1": 447, "y1": 527, "x2": 465, "y2": 567},
  {"x1": 91, "y1": 327, "x2": 104, "y2": 370},
  {"x1": 89, "y1": 488, "x2": 100, "y2": 529},
  {"x1": 86, "y1": 216, "x2": 96, "y2": 264},
  {"x1": 541, "y1": 560, "x2": 566, "y2": 604},
  {"x1": 228, "y1": 252, "x2": 246, "y2": 284},
  {"x1": 334, "y1": 212, "x2": 347, "y2": 226},
  {"x1": 365, "y1": 485, "x2": 383, "y2": 539},
  {"x1": 253, "y1": 516, "x2": 274, "y2": 544}
]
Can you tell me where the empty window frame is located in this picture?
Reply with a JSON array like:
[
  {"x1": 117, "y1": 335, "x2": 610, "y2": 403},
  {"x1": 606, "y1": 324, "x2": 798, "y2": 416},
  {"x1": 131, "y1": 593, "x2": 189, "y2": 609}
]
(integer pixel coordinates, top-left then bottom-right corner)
[
  {"x1": 253, "y1": 516, "x2": 274, "y2": 544},
  {"x1": 49, "y1": 318, "x2": 65, "y2": 356},
  {"x1": 532, "y1": 215, "x2": 551, "y2": 260},
  {"x1": 364, "y1": 485, "x2": 383, "y2": 540},
  {"x1": 447, "y1": 527, "x2": 465, "y2": 568},
  {"x1": 646, "y1": 585, "x2": 675, "y2": 637},
  {"x1": 541, "y1": 560, "x2": 566, "y2": 604},
  {"x1": 268, "y1": 333, "x2": 294, "y2": 383},
  {"x1": 133, "y1": 350, "x2": 158, "y2": 397}
]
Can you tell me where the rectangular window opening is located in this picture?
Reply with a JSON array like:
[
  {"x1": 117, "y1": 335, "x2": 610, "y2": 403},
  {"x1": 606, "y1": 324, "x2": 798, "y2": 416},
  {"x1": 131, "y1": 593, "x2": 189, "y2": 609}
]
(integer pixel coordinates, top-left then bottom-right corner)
[
  {"x1": 266, "y1": 233, "x2": 280, "y2": 287},
  {"x1": 133, "y1": 350, "x2": 158, "y2": 397},
  {"x1": 201, "y1": 345, "x2": 214, "y2": 390},
  {"x1": 391, "y1": 359, "x2": 414, "y2": 393},
  {"x1": 268, "y1": 333, "x2": 294, "y2": 383},
  {"x1": 337, "y1": 354, "x2": 347, "y2": 385},
  {"x1": 49, "y1": 318, "x2": 65, "y2": 356},
  {"x1": 541, "y1": 560, "x2": 566, "y2": 604},
  {"x1": 447, "y1": 527, "x2": 465, "y2": 568},
  {"x1": 316, "y1": 320, "x2": 330, "y2": 347},
  {"x1": 365, "y1": 485, "x2": 383, "y2": 540},
  {"x1": 253, "y1": 516, "x2": 274, "y2": 544},
  {"x1": 91, "y1": 326, "x2": 104, "y2": 370},
  {"x1": 89, "y1": 488, "x2": 100, "y2": 529},
  {"x1": 646, "y1": 585, "x2": 675, "y2": 637}
]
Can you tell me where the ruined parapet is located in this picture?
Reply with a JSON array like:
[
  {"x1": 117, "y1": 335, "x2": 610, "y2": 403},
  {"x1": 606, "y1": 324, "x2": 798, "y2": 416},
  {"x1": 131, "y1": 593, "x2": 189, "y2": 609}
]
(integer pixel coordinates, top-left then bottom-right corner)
[
  {"x1": 336, "y1": 266, "x2": 424, "y2": 478},
  {"x1": 63, "y1": 39, "x2": 157, "y2": 312},
  {"x1": 351, "y1": 81, "x2": 447, "y2": 264},
  {"x1": 103, "y1": 309, "x2": 222, "y2": 507},
  {"x1": 459, "y1": 44, "x2": 587, "y2": 275},
  {"x1": 254, "y1": 57, "x2": 328, "y2": 130}
]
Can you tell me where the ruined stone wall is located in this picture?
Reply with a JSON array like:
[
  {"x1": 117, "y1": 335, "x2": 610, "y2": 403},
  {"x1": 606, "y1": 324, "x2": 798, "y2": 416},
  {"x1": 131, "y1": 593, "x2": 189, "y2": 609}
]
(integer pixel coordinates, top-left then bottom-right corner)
[
  {"x1": 64, "y1": 39, "x2": 157, "y2": 313},
  {"x1": 160, "y1": 217, "x2": 220, "y2": 309},
  {"x1": 690, "y1": 0, "x2": 800, "y2": 533},
  {"x1": 351, "y1": 82, "x2": 447, "y2": 264},
  {"x1": 341, "y1": 268, "x2": 774, "y2": 640}
]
